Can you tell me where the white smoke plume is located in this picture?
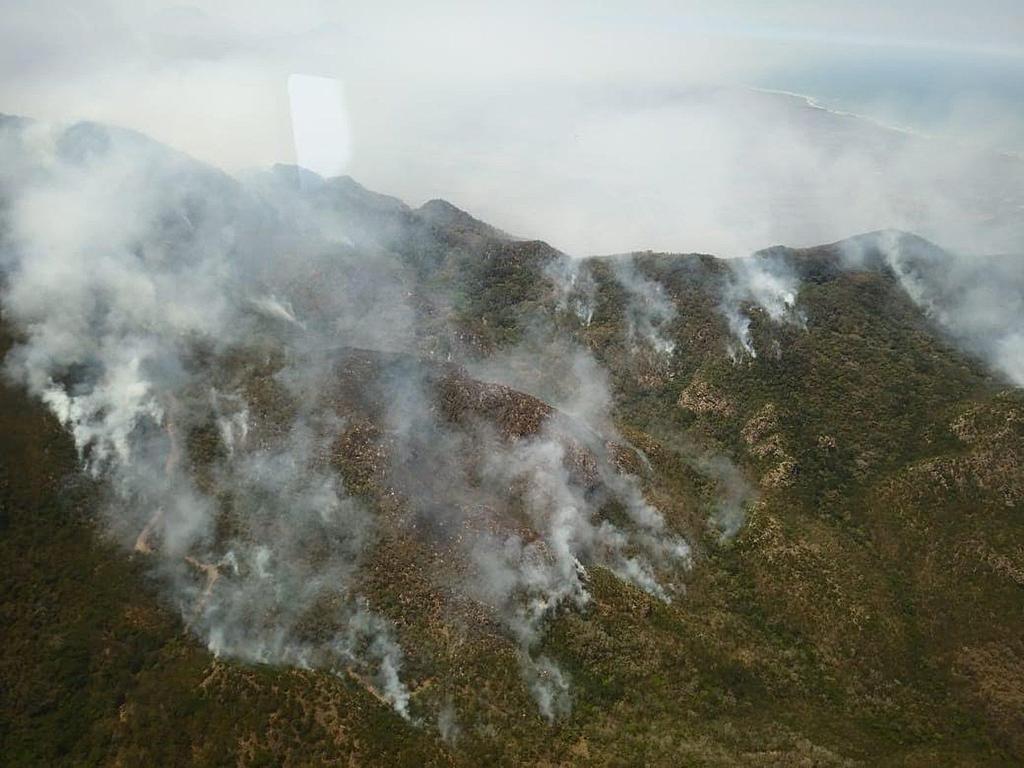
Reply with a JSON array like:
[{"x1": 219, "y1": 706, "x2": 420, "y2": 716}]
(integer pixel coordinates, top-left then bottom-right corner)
[
  {"x1": 466, "y1": 426, "x2": 689, "y2": 717},
  {"x1": 840, "y1": 230, "x2": 1024, "y2": 388},
  {"x1": 524, "y1": 654, "x2": 572, "y2": 722},
  {"x1": 437, "y1": 698, "x2": 461, "y2": 744},
  {"x1": 612, "y1": 257, "x2": 678, "y2": 354},
  {"x1": 0, "y1": 117, "x2": 416, "y2": 715},
  {"x1": 545, "y1": 254, "x2": 597, "y2": 327},
  {"x1": 720, "y1": 249, "x2": 805, "y2": 360},
  {"x1": 698, "y1": 454, "x2": 758, "y2": 540}
]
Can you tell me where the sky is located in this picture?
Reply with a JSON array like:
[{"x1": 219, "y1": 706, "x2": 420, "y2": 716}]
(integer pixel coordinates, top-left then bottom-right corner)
[{"x1": 1, "y1": 1, "x2": 1022, "y2": 255}]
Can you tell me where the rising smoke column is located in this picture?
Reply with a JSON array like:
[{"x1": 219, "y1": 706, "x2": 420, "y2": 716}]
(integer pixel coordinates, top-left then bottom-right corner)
[
  {"x1": 545, "y1": 254, "x2": 597, "y2": 327},
  {"x1": 612, "y1": 256, "x2": 678, "y2": 355},
  {"x1": 719, "y1": 249, "x2": 805, "y2": 359}
]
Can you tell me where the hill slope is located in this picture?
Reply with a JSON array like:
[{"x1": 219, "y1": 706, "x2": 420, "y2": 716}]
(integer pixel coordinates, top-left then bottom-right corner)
[{"x1": 0, "y1": 117, "x2": 1022, "y2": 766}]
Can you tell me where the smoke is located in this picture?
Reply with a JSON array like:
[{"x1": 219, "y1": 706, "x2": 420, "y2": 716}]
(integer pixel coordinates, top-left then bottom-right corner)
[
  {"x1": 461, "y1": 423, "x2": 689, "y2": 719},
  {"x1": 2, "y1": 3, "x2": 1020, "y2": 735},
  {"x1": 0, "y1": 116, "x2": 694, "y2": 723},
  {"x1": 840, "y1": 230, "x2": 1024, "y2": 387},
  {"x1": 544, "y1": 255, "x2": 597, "y2": 327},
  {"x1": 524, "y1": 654, "x2": 572, "y2": 722},
  {"x1": 612, "y1": 257, "x2": 678, "y2": 355},
  {"x1": 437, "y1": 698, "x2": 461, "y2": 744},
  {"x1": 719, "y1": 249, "x2": 805, "y2": 360},
  {"x1": 467, "y1": 339, "x2": 616, "y2": 439},
  {"x1": 211, "y1": 390, "x2": 249, "y2": 456},
  {"x1": 0, "y1": 117, "x2": 420, "y2": 714},
  {"x1": 715, "y1": 230, "x2": 1023, "y2": 387},
  {"x1": 248, "y1": 294, "x2": 304, "y2": 328},
  {"x1": 698, "y1": 454, "x2": 758, "y2": 540}
]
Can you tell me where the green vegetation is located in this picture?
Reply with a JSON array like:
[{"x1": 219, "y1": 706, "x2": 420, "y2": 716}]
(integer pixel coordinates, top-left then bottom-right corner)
[{"x1": 2, "y1": 237, "x2": 1023, "y2": 766}]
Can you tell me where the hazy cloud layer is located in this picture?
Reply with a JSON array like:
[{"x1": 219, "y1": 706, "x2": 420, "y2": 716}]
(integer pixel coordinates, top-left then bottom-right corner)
[{"x1": 1, "y1": 2, "x2": 1021, "y2": 256}]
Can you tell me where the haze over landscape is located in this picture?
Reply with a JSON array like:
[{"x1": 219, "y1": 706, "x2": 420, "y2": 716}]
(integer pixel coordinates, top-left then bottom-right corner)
[
  {"x1": 2, "y1": 1, "x2": 1023, "y2": 254},
  {"x1": 1, "y1": 2, "x2": 1023, "y2": 766}
]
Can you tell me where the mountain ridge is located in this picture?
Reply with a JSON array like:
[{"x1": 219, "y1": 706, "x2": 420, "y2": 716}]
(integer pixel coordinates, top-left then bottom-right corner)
[{"x1": 0, "y1": 116, "x2": 1022, "y2": 766}]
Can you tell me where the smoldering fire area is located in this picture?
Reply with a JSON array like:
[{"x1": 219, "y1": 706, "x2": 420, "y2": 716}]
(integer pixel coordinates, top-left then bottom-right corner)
[
  {"x1": 0, "y1": 117, "x2": 709, "y2": 724},
  {"x1": 1, "y1": 107, "x2": 1022, "y2": 764}
]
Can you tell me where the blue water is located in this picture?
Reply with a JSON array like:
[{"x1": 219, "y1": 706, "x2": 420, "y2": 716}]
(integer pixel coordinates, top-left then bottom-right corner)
[{"x1": 758, "y1": 46, "x2": 1024, "y2": 151}]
